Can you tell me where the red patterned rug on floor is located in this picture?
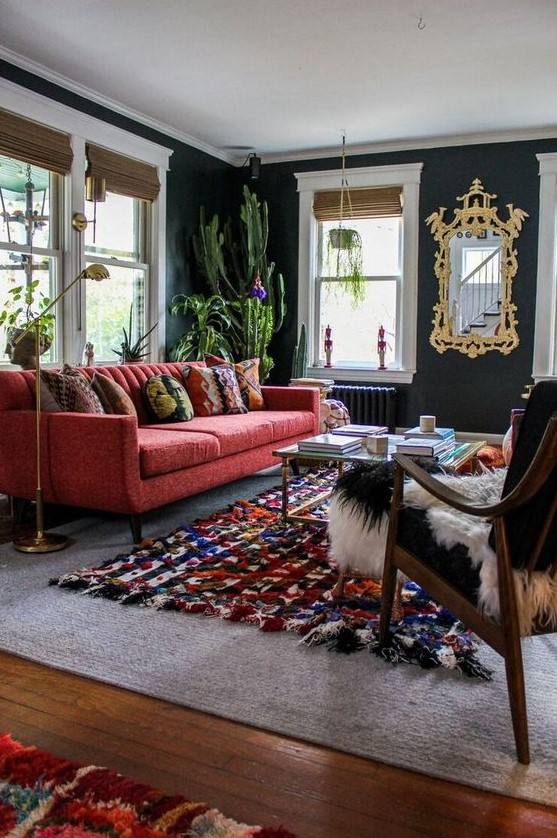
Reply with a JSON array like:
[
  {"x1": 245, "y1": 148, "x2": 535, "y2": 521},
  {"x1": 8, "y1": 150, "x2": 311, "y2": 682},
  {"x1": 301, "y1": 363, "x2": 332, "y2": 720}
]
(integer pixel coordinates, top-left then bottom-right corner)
[
  {"x1": 51, "y1": 468, "x2": 492, "y2": 679},
  {"x1": 0, "y1": 733, "x2": 295, "y2": 838}
]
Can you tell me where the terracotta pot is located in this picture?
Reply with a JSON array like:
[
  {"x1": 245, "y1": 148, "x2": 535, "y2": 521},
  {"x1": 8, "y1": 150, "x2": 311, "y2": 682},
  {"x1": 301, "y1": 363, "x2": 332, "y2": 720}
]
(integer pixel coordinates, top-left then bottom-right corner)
[{"x1": 5, "y1": 327, "x2": 52, "y2": 370}]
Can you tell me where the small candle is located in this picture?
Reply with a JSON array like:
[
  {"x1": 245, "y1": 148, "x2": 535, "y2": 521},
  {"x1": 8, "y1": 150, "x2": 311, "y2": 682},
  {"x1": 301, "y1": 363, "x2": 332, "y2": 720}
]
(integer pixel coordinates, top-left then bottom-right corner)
[{"x1": 419, "y1": 415, "x2": 436, "y2": 433}]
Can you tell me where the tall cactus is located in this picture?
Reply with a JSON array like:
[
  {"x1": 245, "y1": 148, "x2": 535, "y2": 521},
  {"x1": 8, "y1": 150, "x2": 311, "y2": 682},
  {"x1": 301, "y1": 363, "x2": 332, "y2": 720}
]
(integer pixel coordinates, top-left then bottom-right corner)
[
  {"x1": 190, "y1": 186, "x2": 286, "y2": 381},
  {"x1": 291, "y1": 322, "x2": 307, "y2": 379}
]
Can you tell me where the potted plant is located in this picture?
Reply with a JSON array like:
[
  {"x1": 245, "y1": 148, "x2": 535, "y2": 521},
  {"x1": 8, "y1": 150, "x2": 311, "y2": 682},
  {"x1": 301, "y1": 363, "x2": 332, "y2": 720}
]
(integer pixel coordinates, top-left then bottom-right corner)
[
  {"x1": 0, "y1": 277, "x2": 55, "y2": 368},
  {"x1": 169, "y1": 293, "x2": 237, "y2": 361},
  {"x1": 327, "y1": 226, "x2": 365, "y2": 305},
  {"x1": 186, "y1": 186, "x2": 286, "y2": 381},
  {"x1": 112, "y1": 303, "x2": 157, "y2": 364}
]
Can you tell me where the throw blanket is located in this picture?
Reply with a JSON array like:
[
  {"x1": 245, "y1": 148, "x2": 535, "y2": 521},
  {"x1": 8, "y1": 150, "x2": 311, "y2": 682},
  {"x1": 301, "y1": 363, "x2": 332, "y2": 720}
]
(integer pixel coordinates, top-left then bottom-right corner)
[{"x1": 328, "y1": 465, "x2": 557, "y2": 634}]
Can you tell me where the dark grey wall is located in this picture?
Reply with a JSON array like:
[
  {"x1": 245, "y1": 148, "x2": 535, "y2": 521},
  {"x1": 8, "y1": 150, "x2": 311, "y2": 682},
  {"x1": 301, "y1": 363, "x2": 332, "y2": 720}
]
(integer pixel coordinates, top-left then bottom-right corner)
[
  {"x1": 3, "y1": 60, "x2": 556, "y2": 432},
  {"x1": 254, "y1": 141, "x2": 557, "y2": 433}
]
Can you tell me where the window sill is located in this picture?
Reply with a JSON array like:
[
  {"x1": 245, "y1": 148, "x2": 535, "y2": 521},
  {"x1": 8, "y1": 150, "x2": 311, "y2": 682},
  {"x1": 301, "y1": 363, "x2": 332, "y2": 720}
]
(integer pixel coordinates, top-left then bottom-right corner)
[{"x1": 306, "y1": 365, "x2": 415, "y2": 384}]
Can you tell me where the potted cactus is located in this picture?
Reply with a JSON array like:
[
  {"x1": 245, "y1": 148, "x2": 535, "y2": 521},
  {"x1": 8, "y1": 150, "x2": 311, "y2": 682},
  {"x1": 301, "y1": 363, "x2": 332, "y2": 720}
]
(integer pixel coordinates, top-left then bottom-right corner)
[{"x1": 177, "y1": 186, "x2": 286, "y2": 382}]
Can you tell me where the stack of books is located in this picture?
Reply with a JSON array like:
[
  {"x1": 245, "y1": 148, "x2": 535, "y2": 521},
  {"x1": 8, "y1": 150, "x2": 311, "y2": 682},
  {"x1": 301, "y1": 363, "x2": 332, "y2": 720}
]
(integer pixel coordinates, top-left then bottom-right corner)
[
  {"x1": 297, "y1": 433, "x2": 362, "y2": 454},
  {"x1": 395, "y1": 436, "x2": 450, "y2": 457},
  {"x1": 331, "y1": 423, "x2": 389, "y2": 437},
  {"x1": 403, "y1": 425, "x2": 456, "y2": 445},
  {"x1": 400, "y1": 425, "x2": 455, "y2": 457},
  {"x1": 289, "y1": 377, "x2": 335, "y2": 388}
]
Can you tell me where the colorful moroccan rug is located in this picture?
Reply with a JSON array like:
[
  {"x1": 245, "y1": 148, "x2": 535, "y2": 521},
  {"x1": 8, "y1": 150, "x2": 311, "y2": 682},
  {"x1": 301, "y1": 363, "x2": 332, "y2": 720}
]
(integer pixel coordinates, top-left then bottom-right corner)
[
  {"x1": 0, "y1": 733, "x2": 295, "y2": 838},
  {"x1": 51, "y1": 469, "x2": 492, "y2": 679}
]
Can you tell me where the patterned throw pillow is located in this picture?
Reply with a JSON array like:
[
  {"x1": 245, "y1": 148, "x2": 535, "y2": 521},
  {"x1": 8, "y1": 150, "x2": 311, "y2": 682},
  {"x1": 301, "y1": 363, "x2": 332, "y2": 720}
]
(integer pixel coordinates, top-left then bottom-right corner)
[
  {"x1": 40, "y1": 369, "x2": 105, "y2": 414},
  {"x1": 181, "y1": 363, "x2": 247, "y2": 416},
  {"x1": 204, "y1": 354, "x2": 265, "y2": 411},
  {"x1": 91, "y1": 372, "x2": 137, "y2": 416},
  {"x1": 143, "y1": 374, "x2": 194, "y2": 422},
  {"x1": 232, "y1": 358, "x2": 264, "y2": 410}
]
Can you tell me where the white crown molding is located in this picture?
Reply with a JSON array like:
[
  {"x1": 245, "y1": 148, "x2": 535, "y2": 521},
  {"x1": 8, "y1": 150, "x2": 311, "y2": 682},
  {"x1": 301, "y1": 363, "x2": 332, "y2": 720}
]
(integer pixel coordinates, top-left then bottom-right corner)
[
  {"x1": 262, "y1": 127, "x2": 557, "y2": 166},
  {"x1": 0, "y1": 47, "x2": 236, "y2": 165}
]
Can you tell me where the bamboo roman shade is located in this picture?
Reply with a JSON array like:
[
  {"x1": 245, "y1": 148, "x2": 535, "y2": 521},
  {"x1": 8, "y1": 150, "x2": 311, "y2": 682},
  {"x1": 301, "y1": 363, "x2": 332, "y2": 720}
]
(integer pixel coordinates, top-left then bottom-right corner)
[
  {"x1": 0, "y1": 108, "x2": 73, "y2": 174},
  {"x1": 86, "y1": 144, "x2": 160, "y2": 201},
  {"x1": 313, "y1": 186, "x2": 403, "y2": 221}
]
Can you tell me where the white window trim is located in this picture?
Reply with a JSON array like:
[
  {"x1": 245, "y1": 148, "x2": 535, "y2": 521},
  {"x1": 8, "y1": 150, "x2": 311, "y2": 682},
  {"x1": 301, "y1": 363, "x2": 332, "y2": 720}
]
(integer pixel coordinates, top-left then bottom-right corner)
[
  {"x1": 533, "y1": 153, "x2": 557, "y2": 380},
  {"x1": 0, "y1": 78, "x2": 172, "y2": 366},
  {"x1": 295, "y1": 162, "x2": 422, "y2": 384}
]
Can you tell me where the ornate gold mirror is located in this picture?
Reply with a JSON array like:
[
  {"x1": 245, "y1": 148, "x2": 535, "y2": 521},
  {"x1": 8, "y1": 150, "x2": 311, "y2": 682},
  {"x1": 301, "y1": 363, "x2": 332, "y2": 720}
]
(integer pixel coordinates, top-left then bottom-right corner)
[{"x1": 426, "y1": 179, "x2": 528, "y2": 357}]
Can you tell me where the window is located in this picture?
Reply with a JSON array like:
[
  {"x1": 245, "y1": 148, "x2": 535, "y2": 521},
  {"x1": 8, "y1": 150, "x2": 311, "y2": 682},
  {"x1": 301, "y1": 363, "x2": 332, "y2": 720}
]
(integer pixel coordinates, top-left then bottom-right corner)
[
  {"x1": 0, "y1": 80, "x2": 171, "y2": 369},
  {"x1": 84, "y1": 192, "x2": 151, "y2": 362},
  {"x1": 0, "y1": 155, "x2": 61, "y2": 363},
  {"x1": 296, "y1": 163, "x2": 422, "y2": 384},
  {"x1": 533, "y1": 153, "x2": 557, "y2": 380}
]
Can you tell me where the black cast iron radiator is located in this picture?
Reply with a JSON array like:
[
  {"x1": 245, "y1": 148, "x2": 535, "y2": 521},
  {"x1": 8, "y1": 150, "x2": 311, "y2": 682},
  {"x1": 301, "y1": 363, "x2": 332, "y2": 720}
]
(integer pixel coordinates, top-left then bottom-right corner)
[{"x1": 329, "y1": 385, "x2": 397, "y2": 431}]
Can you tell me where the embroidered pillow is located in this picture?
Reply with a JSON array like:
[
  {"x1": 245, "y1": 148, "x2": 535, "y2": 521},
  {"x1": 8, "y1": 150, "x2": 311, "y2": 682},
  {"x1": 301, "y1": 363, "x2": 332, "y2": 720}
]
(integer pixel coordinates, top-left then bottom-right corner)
[
  {"x1": 204, "y1": 354, "x2": 265, "y2": 411},
  {"x1": 34, "y1": 378, "x2": 62, "y2": 412},
  {"x1": 91, "y1": 372, "x2": 137, "y2": 416},
  {"x1": 181, "y1": 363, "x2": 247, "y2": 416},
  {"x1": 143, "y1": 374, "x2": 194, "y2": 422},
  {"x1": 232, "y1": 358, "x2": 264, "y2": 410},
  {"x1": 40, "y1": 369, "x2": 105, "y2": 414}
]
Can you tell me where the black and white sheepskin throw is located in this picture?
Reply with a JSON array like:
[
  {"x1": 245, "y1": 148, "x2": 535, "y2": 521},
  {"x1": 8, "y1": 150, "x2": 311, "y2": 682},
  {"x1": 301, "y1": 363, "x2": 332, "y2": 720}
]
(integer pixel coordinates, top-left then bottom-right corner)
[{"x1": 328, "y1": 461, "x2": 557, "y2": 634}]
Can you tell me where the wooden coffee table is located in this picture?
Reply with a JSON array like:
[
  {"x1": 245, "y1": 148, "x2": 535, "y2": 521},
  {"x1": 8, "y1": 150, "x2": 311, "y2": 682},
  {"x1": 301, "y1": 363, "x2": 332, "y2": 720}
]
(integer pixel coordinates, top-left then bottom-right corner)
[{"x1": 272, "y1": 437, "x2": 486, "y2": 525}]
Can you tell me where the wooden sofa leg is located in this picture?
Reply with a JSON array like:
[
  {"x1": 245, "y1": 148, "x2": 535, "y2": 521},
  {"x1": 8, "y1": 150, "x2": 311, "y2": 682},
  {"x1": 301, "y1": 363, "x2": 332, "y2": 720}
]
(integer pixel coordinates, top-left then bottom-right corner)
[{"x1": 129, "y1": 514, "x2": 142, "y2": 543}]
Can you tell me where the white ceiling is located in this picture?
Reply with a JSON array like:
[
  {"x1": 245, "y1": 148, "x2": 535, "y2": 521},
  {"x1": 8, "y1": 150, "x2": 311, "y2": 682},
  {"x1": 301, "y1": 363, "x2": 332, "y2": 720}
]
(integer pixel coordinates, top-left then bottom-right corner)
[{"x1": 1, "y1": 0, "x2": 557, "y2": 164}]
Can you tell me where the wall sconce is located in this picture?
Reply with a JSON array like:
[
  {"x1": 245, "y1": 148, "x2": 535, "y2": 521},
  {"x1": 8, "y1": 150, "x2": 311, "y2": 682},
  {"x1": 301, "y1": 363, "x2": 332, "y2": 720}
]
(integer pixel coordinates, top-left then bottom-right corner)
[
  {"x1": 85, "y1": 174, "x2": 106, "y2": 203},
  {"x1": 84, "y1": 162, "x2": 106, "y2": 241}
]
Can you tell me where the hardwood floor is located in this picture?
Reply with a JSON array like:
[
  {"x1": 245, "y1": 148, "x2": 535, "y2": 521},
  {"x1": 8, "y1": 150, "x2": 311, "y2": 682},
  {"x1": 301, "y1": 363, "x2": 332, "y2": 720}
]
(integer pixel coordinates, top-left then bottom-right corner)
[{"x1": 2, "y1": 498, "x2": 557, "y2": 837}]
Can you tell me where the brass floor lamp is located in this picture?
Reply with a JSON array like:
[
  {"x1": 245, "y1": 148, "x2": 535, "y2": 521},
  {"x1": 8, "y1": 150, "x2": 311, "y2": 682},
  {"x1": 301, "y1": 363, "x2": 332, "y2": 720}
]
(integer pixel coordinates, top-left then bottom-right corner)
[{"x1": 12, "y1": 263, "x2": 109, "y2": 553}]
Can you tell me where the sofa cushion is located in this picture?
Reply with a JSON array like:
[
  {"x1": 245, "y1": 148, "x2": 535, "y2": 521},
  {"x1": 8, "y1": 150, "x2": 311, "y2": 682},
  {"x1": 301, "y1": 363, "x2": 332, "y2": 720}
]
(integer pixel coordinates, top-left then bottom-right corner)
[
  {"x1": 92, "y1": 372, "x2": 137, "y2": 416},
  {"x1": 264, "y1": 409, "x2": 317, "y2": 441},
  {"x1": 143, "y1": 374, "x2": 194, "y2": 422},
  {"x1": 138, "y1": 428, "x2": 219, "y2": 477},
  {"x1": 40, "y1": 369, "x2": 105, "y2": 414},
  {"x1": 205, "y1": 354, "x2": 265, "y2": 411},
  {"x1": 157, "y1": 413, "x2": 274, "y2": 456},
  {"x1": 181, "y1": 364, "x2": 247, "y2": 416}
]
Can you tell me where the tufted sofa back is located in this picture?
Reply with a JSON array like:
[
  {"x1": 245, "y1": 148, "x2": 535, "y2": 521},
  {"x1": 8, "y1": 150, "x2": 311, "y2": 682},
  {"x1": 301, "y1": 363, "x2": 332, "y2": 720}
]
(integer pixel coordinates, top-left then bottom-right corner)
[{"x1": 0, "y1": 361, "x2": 206, "y2": 425}]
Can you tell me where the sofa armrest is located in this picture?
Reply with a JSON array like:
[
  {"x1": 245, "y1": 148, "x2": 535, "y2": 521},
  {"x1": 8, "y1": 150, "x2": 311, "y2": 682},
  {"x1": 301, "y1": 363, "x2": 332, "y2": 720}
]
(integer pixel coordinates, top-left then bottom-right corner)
[
  {"x1": 42, "y1": 412, "x2": 143, "y2": 511},
  {"x1": 262, "y1": 385, "x2": 319, "y2": 412},
  {"x1": 262, "y1": 385, "x2": 320, "y2": 434}
]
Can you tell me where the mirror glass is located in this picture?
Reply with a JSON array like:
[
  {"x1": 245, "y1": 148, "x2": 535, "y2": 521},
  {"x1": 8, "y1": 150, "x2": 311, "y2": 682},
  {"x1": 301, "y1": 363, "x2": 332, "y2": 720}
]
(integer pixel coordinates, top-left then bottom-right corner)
[{"x1": 426, "y1": 179, "x2": 528, "y2": 358}]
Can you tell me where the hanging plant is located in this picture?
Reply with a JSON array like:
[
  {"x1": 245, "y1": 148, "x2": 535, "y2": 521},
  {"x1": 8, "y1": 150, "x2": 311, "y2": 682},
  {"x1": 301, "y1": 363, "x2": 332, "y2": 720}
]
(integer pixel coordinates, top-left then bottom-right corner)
[
  {"x1": 326, "y1": 133, "x2": 366, "y2": 306},
  {"x1": 327, "y1": 226, "x2": 365, "y2": 305}
]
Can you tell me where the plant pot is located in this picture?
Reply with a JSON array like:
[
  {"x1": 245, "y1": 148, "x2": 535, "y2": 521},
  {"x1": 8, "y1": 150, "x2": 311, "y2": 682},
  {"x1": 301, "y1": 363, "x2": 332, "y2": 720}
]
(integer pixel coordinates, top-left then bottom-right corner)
[
  {"x1": 6, "y1": 326, "x2": 52, "y2": 370},
  {"x1": 328, "y1": 228, "x2": 361, "y2": 250}
]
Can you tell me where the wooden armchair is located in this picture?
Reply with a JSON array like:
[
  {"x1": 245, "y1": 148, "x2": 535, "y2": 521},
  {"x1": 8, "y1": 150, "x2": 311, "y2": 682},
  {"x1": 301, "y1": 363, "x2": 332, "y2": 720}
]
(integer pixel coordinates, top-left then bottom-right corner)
[{"x1": 379, "y1": 381, "x2": 557, "y2": 764}]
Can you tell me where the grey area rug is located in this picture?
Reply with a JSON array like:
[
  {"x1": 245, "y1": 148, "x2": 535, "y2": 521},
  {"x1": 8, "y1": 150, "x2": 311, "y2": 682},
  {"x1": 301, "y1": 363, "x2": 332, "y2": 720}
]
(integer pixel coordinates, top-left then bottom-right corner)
[{"x1": 1, "y1": 468, "x2": 556, "y2": 808}]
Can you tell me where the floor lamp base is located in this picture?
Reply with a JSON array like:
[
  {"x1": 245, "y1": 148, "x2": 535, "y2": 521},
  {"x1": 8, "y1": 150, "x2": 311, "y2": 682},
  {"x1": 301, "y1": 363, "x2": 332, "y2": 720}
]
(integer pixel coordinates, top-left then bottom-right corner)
[{"x1": 13, "y1": 532, "x2": 69, "y2": 553}]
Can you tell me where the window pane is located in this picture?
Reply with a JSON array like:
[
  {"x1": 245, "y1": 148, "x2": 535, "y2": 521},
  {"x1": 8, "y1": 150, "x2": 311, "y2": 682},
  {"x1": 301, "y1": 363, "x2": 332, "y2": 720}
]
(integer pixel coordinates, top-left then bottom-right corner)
[
  {"x1": 320, "y1": 217, "x2": 400, "y2": 276},
  {"x1": 0, "y1": 156, "x2": 52, "y2": 249},
  {"x1": 84, "y1": 192, "x2": 139, "y2": 262},
  {"x1": 85, "y1": 263, "x2": 147, "y2": 362},
  {"x1": 1, "y1": 253, "x2": 56, "y2": 364},
  {"x1": 320, "y1": 280, "x2": 397, "y2": 366}
]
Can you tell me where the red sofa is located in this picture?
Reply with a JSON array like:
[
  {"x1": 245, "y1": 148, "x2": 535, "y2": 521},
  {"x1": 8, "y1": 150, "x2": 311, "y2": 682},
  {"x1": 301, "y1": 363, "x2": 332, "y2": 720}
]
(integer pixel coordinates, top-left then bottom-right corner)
[{"x1": 0, "y1": 361, "x2": 319, "y2": 540}]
